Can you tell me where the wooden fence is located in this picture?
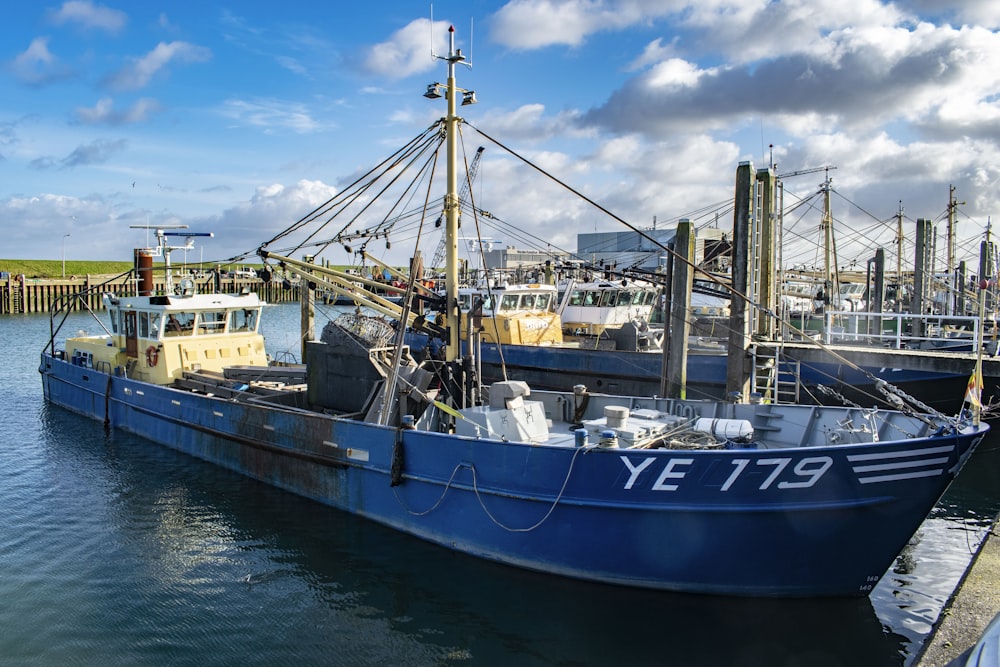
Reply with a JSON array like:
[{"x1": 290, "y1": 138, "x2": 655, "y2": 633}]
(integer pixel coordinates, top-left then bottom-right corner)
[{"x1": 1, "y1": 273, "x2": 300, "y2": 315}]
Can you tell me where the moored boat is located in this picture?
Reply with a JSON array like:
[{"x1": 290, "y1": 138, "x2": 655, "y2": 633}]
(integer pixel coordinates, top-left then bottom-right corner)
[
  {"x1": 457, "y1": 281, "x2": 562, "y2": 346},
  {"x1": 40, "y1": 26, "x2": 988, "y2": 598},
  {"x1": 557, "y1": 277, "x2": 660, "y2": 338}
]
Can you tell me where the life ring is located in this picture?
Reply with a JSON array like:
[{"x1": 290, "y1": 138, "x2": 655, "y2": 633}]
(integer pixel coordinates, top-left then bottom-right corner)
[{"x1": 145, "y1": 345, "x2": 159, "y2": 367}]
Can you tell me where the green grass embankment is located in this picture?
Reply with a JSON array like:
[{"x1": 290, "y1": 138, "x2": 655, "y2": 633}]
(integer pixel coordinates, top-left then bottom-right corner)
[
  {"x1": 0, "y1": 260, "x2": 265, "y2": 279},
  {"x1": 0, "y1": 259, "x2": 132, "y2": 278}
]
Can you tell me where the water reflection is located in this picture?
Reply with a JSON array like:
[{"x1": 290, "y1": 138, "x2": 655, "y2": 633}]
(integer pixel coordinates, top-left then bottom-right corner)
[{"x1": 34, "y1": 407, "x2": 908, "y2": 666}]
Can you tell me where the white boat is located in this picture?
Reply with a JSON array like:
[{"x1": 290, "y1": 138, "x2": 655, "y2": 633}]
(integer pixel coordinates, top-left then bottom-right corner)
[{"x1": 557, "y1": 278, "x2": 660, "y2": 336}]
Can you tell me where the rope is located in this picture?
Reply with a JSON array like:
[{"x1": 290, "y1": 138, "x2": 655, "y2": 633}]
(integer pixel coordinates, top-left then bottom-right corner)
[
  {"x1": 467, "y1": 444, "x2": 596, "y2": 532},
  {"x1": 393, "y1": 443, "x2": 597, "y2": 532},
  {"x1": 392, "y1": 460, "x2": 469, "y2": 517}
]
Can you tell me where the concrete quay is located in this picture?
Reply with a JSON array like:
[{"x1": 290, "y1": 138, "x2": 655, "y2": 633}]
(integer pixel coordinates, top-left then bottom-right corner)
[{"x1": 914, "y1": 511, "x2": 1000, "y2": 666}]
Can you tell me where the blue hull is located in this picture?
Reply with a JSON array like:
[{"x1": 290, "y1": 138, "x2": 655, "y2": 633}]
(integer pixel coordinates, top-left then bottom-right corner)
[{"x1": 40, "y1": 352, "x2": 986, "y2": 597}]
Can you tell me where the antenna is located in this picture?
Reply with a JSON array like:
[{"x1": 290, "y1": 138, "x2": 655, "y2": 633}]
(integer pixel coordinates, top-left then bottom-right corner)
[
  {"x1": 128, "y1": 224, "x2": 213, "y2": 293},
  {"x1": 429, "y1": 4, "x2": 435, "y2": 60},
  {"x1": 428, "y1": 9, "x2": 473, "y2": 69}
]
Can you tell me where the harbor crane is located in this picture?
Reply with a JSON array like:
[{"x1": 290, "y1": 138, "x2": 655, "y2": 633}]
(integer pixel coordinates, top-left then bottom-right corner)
[
  {"x1": 777, "y1": 165, "x2": 837, "y2": 180},
  {"x1": 430, "y1": 146, "x2": 485, "y2": 272}
]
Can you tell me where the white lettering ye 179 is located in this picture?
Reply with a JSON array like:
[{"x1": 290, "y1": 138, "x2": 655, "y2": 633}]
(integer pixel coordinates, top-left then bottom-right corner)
[{"x1": 621, "y1": 456, "x2": 833, "y2": 491}]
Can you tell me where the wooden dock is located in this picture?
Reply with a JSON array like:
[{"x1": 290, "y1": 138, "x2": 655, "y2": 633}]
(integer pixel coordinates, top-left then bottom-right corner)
[{"x1": 1, "y1": 273, "x2": 300, "y2": 315}]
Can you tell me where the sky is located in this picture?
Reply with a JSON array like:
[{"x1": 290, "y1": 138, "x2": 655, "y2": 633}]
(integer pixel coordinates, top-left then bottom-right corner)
[{"x1": 2, "y1": 0, "x2": 1000, "y2": 274}]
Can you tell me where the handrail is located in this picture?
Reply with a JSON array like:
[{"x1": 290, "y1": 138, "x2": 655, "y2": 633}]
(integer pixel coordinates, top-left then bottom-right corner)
[
  {"x1": 817, "y1": 310, "x2": 987, "y2": 350},
  {"x1": 45, "y1": 270, "x2": 133, "y2": 356}
]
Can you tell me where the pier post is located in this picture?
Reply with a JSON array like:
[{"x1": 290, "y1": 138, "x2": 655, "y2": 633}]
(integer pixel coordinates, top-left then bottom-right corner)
[
  {"x1": 958, "y1": 261, "x2": 967, "y2": 315},
  {"x1": 912, "y1": 218, "x2": 932, "y2": 338},
  {"x1": 980, "y1": 233, "x2": 994, "y2": 315},
  {"x1": 865, "y1": 248, "x2": 885, "y2": 318},
  {"x1": 726, "y1": 162, "x2": 754, "y2": 401},
  {"x1": 664, "y1": 220, "x2": 694, "y2": 399},
  {"x1": 301, "y1": 254, "x2": 316, "y2": 362},
  {"x1": 754, "y1": 167, "x2": 777, "y2": 339}
]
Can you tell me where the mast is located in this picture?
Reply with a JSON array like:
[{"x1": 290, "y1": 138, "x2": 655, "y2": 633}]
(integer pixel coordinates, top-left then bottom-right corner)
[
  {"x1": 443, "y1": 27, "x2": 461, "y2": 361},
  {"x1": 820, "y1": 171, "x2": 837, "y2": 329},
  {"x1": 426, "y1": 26, "x2": 475, "y2": 362}
]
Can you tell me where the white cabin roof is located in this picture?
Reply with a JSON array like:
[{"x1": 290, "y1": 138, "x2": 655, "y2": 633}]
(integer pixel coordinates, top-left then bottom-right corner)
[{"x1": 105, "y1": 292, "x2": 263, "y2": 312}]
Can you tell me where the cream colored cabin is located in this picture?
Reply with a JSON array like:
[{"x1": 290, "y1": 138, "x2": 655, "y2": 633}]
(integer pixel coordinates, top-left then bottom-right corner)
[
  {"x1": 65, "y1": 292, "x2": 269, "y2": 384},
  {"x1": 456, "y1": 284, "x2": 563, "y2": 346}
]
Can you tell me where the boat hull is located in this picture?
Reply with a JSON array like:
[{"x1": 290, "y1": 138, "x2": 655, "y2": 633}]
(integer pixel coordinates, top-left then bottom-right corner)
[{"x1": 40, "y1": 352, "x2": 986, "y2": 597}]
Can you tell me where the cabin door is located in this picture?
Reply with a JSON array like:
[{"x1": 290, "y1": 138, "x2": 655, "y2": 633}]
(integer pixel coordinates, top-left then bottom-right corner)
[{"x1": 124, "y1": 311, "x2": 138, "y2": 358}]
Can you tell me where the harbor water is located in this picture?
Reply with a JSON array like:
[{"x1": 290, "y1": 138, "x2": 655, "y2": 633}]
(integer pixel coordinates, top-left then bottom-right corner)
[{"x1": 4, "y1": 303, "x2": 1000, "y2": 666}]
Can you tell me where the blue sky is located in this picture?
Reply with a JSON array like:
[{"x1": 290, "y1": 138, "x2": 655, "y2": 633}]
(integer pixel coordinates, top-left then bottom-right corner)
[{"x1": 2, "y1": 1, "x2": 999, "y2": 273}]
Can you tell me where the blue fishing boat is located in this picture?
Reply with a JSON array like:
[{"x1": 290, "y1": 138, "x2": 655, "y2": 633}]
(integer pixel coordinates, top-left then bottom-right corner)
[{"x1": 40, "y1": 27, "x2": 988, "y2": 597}]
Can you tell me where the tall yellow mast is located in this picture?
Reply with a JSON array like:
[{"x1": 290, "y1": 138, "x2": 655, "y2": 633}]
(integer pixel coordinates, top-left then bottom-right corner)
[
  {"x1": 443, "y1": 26, "x2": 462, "y2": 362},
  {"x1": 424, "y1": 25, "x2": 475, "y2": 363}
]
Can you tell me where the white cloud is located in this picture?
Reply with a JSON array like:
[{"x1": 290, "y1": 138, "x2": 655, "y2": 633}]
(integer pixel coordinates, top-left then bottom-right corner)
[
  {"x1": 104, "y1": 41, "x2": 212, "y2": 91},
  {"x1": 628, "y1": 38, "x2": 678, "y2": 71},
  {"x1": 74, "y1": 97, "x2": 162, "y2": 125},
  {"x1": 59, "y1": 138, "x2": 129, "y2": 168},
  {"x1": 489, "y1": 0, "x2": 677, "y2": 49},
  {"x1": 474, "y1": 103, "x2": 590, "y2": 142},
  {"x1": 217, "y1": 98, "x2": 327, "y2": 134},
  {"x1": 47, "y1": 0, "x2": 127, "y2": 34},
  {"x1": 361, "y1": 18, "x2": 449, "y2": 80},
  {"x1": 8, "y1": 37, "x2": 73, "y2": 86},
  {"x1": 581, "y1": 17, "x2": 1000, "y2": 146}
]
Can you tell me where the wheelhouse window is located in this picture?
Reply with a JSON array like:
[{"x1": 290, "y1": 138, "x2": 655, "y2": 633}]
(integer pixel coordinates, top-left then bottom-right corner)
[
  {"x1": 165, "y1": 312, "x2": 194, "y2": 336},
  {"x1": 499, "y1": 294, "x2": 520, "y2": 311},
  {"x1": 229, "y1": 309, "x2": 258, "y2": 332},
  {"x1": 199, "y1": 311, "x2": 227, "y2": 334}
]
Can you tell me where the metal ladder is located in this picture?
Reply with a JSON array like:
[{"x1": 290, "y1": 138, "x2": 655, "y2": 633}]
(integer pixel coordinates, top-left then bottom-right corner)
[
  {"x1": 10, "y1": 284, "x2": 23, "y2": 314},
  {"x1": 751, "y1": 345, "x2": 801, "y2": 404}
]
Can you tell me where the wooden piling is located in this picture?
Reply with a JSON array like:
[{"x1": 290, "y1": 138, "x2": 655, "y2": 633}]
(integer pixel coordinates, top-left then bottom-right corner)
[
  {"x1": 664, "y1": 220, "x2": 694, "y2": 399},
  {"x1": 726, "y1": 161, "x2": 754, "y2": 401}
]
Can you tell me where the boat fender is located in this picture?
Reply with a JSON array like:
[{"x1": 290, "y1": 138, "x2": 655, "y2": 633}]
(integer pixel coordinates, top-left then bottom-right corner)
[
  {"x1": 390, "y1": 430, "x2": 406, "y2": 487},
  {"x1": 145, "y1": 345, "x2": 159, "y2": 367},
  {"x1": 693, "y1": 418, "x2": 754, "y2": 443}
]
